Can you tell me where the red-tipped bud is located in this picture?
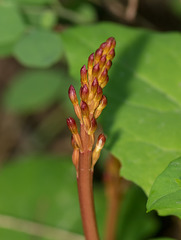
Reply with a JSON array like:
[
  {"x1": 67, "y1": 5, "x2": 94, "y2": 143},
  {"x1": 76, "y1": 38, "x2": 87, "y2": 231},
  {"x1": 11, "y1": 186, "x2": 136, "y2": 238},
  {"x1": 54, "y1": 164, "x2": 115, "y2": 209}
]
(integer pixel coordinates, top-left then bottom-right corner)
[
  {"x1": 92, "y1": 63, "x2": 100, "y2": 78},
  {"x1": 92, "y1": 133, "x2": 106, "y2": 169},
  {"x1": 99, "y1": 68, "x2": 108, "y2": 84},
  {"x1": 68, "y1": 85, "x2": 78, "y2": 105},
  {"x1": 110, "y1": 37, "x2": 116, "y2": 49},
  {"x1": 67, "y1": 117, "x2": 78, "y2": 134},
  {"x1": 80, "y1": 65, "x2": 88, "y2": 86},
  {"x1": 106, "y1": 37, "x2": 116, "y2": 50},
  {"x1": 91, "y1": 78, "x2": 98, "y2": 95},
  {"x1": 94, "y1": 48, "x2": 103, "y2": 65},
  {"x1": 100, "y1": 42, "x2": 107, "y2": 50},
  {"x1": 106, "y1": 37, "x2": 114, "y2": 42},
  {"x1": 81, "y1": 101, "x2": 90, "y2": 131},
  {"x1": 95, "y1": 85, "x2": 103, "y2": 102},
  {"x1": 99, "y1": 55, "x2": 106, "y2": 69},
  {"x1": 100, "y1": 95, "x2": 107, "y2": 107},
  {"x1": 80, "y1": 84, "x2": 89, "y2": 102},
  {"x1": 94, "y1": 95, "x2": 107, "y2": 119},
  {"x1": 97, "y1": 133, "x2": 106, "y2": 149},
  {"x1": 88, "y1": 117, "x2": 97, "y2": 135},
  {"x1": 88, "y1": 53, "x2": 94, "y2": 83},
  {"x1": 107, "y1": 48, "x2": 115, "y2": 61},
  {"x1": 88, "y1": 53, "x2": 94, "y2": 68},
  {"x1": 103, "y1": 40, "x2": 112, "y2": 55},
  {"x1": 105, "y1": 60, "x2": 112, "y2": 71},
  {"x1": 81, "y1": 101, "x2": 89, "y2": 116},
  {"x1": 100, "y1": 76, "x2": 109, "y2": 88},
  {"x1": 88, "y1": 78, "x2": 98, "y2": 103}
]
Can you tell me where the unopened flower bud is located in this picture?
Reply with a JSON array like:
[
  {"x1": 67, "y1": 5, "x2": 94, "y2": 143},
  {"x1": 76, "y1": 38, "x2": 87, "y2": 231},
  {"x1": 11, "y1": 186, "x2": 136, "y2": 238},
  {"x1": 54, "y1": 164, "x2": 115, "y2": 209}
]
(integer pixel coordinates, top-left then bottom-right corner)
[
  {"x1": 97, "y1": 134, "x2": 106, "y2": 149},
  {"x1": 105, "y1": 60, "x2": 112, "y2": 71},
  {"x1": 67, "y1": 117, "x2": 78, "y2": 134},
  {"x1": 81, "y1": 101, "x2": 90, "y2": 131},
  {"x1": 99, "y1": 68, "x2": 108, "y2": 84},
  {"x1": 103, "y1": 40, "x2": 112, "y2": 55},
  {"x1": 107, "y1": 48, "x2": 115, "y2": 61},
  {"x1": 80, "y1": 84, "x2": 89, "y2": 102},
  {"x1": 88, "y1": 117, "x2": 97, "y2": 135},
  {"x1": 100, "y1": 76, "x2": 109, "y2": 88},
  {"x1": 68, "y1": 85, "x2": 78, "y2": 105},
  {"x1": 67, "y1": 118, "x2": 82, "y2": 149},
  {"x1": 92, "y1": 134, "x2": 106, "y2": 169},
  {"x1": 99, "y1": 55, "x2": 106, "y2": 69},
  {"x1": 88, "y1": 53, "x2": 94, "y2": 82},
  {"x1": 80, "y1": 65, "x2": 88, "y2": 86},
  {"x1": 93, "y1": 85, "x2": 103, "y2": 111},
  {"x1": 68, "y1": 85, "x2": 82, "y2": 120},
  {"x1": 92, "y1": 63, "x2": 100, "y2": 79},
  {"x1": 81, "y1": 101, "x2": 89, "y2": 117},
  {"x1": 94, "y1": 95, "x2": 107, "y2": 119},
  {"x1": 106, "y1": 37, "x2": 116, "y2": 50},
  {"x1": 100, "y1": 42, "x2": 107, "y2": 50},
  {"x1": 95, "y1": 85, "x2": 103, "y2": 103},
  {"x1": 94, "y1": 48, "x2": 103, "y2": 65},
  {"x1": 89, "y1": 78, "x2": 98, "y2": 102}
]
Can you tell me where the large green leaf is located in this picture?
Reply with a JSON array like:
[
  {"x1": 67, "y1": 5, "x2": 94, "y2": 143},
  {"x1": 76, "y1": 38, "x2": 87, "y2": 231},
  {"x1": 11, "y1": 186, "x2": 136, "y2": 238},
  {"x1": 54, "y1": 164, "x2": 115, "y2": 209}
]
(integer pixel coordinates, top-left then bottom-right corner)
[
  {"x1": 13, "y1": 29, "x2": 63, "y2": 68},
  {"x1": 3, "y1": 70, "x2": 65, "y2": 114},
  {"x1": 0, "y1": 1, "x2": 25, "y2": 55},
  {"x1": 0, "y1": 155, "x2": 158, "y2": 239},
  {"x1": 61, "y1": 22, "x2": 181, "y2": 196},
  {"x1": 147, "y1": 157, "x2": 181, "y2": 218}
]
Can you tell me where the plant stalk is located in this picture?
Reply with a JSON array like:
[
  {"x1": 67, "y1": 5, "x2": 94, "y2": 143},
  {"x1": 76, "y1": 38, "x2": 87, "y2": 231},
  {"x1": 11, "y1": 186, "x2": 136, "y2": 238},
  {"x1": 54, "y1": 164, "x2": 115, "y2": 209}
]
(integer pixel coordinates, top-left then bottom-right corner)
[{"x1": 77, "y1": 124, "x2": 100, "y2": 240}]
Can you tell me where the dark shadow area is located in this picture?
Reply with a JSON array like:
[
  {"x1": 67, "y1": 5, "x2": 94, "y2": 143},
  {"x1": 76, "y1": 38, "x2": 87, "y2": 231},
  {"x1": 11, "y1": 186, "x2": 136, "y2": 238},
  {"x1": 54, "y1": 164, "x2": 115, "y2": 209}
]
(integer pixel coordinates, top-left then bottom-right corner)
[{"x1": 102, "y1": 33, "x2": 151, "y2": 149}]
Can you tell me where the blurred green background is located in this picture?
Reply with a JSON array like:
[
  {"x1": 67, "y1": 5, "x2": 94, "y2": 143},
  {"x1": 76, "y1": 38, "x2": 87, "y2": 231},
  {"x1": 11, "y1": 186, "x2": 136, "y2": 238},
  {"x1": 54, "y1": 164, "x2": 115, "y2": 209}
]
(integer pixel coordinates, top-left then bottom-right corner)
[{"x1": 0, "y1": 0, "x2": 181, "y2": 239}]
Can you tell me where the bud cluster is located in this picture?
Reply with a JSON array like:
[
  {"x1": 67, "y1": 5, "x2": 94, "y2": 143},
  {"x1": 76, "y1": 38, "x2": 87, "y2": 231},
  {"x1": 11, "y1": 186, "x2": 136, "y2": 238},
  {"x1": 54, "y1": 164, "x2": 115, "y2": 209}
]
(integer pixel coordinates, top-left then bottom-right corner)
[{"x1": 67, "y1": 37, "x2": 116, "y2": 173}]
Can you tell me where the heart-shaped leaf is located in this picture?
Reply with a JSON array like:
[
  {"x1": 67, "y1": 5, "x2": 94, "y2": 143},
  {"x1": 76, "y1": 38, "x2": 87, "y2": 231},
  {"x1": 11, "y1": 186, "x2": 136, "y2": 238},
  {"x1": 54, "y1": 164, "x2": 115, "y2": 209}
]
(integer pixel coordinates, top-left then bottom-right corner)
[
  {"x1": 61, "y1": 23, "x2": 181, "y2": 198},
  {"x1": 147, "y1": 157, "x2": 181, "y2": 218}
]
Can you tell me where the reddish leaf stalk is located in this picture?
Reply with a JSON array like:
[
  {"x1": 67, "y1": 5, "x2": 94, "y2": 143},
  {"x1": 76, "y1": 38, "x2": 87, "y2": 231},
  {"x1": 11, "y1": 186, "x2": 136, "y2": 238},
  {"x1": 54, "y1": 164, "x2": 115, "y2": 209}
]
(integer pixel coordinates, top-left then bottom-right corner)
[{"x1": 67, "y1": 37, "x2": 116, "y2": 240}]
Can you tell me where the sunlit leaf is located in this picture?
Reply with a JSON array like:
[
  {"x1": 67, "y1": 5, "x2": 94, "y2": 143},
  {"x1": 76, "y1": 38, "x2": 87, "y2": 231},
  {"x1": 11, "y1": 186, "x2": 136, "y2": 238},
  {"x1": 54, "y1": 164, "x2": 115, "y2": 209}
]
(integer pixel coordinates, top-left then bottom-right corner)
[{"x1": 61, "y1": 23, "x2": 181, "y2": 198}]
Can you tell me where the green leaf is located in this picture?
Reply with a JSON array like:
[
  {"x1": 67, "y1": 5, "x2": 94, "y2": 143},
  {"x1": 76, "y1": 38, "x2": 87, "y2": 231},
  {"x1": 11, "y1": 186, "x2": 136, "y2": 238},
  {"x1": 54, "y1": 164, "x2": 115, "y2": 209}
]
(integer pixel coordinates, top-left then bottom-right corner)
[
  {"x1": 147, "y1": 157, "x2": 181, "y2": 218},
  {"x1": 0, "y1": 1, "x2": 25, "y2": 54},
  {"x1": 61, "y1": 22, "x2": 181, "y2": 197},
  {"x1": 3, "y1": 70, "x2": 64, "y2": 114},
  {"x1": 14, "y1": 29, "x2": 63, "y2": 68}
]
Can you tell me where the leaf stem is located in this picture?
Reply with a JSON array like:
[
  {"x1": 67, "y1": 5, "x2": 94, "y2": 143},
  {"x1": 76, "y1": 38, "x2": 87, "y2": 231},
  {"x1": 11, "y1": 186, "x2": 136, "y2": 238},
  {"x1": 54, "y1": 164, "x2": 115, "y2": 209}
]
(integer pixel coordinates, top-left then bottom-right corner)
[{"x1": 77, "y1": 124, "x2": 100, "y2": 240}]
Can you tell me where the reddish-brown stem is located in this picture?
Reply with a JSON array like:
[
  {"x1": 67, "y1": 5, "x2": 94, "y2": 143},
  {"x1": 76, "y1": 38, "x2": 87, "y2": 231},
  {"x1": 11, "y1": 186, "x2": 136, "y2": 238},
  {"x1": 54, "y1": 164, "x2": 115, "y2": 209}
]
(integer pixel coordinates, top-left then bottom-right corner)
[
  {"x1": 104, "y1": 194, "x2": 120, "y2": 240},
  {"x1": 104, "y1": 156, "x2": 122, "y2": 240},
  {"x1": 77, "y1": 124, "x2": 100, "y2": 240}
]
